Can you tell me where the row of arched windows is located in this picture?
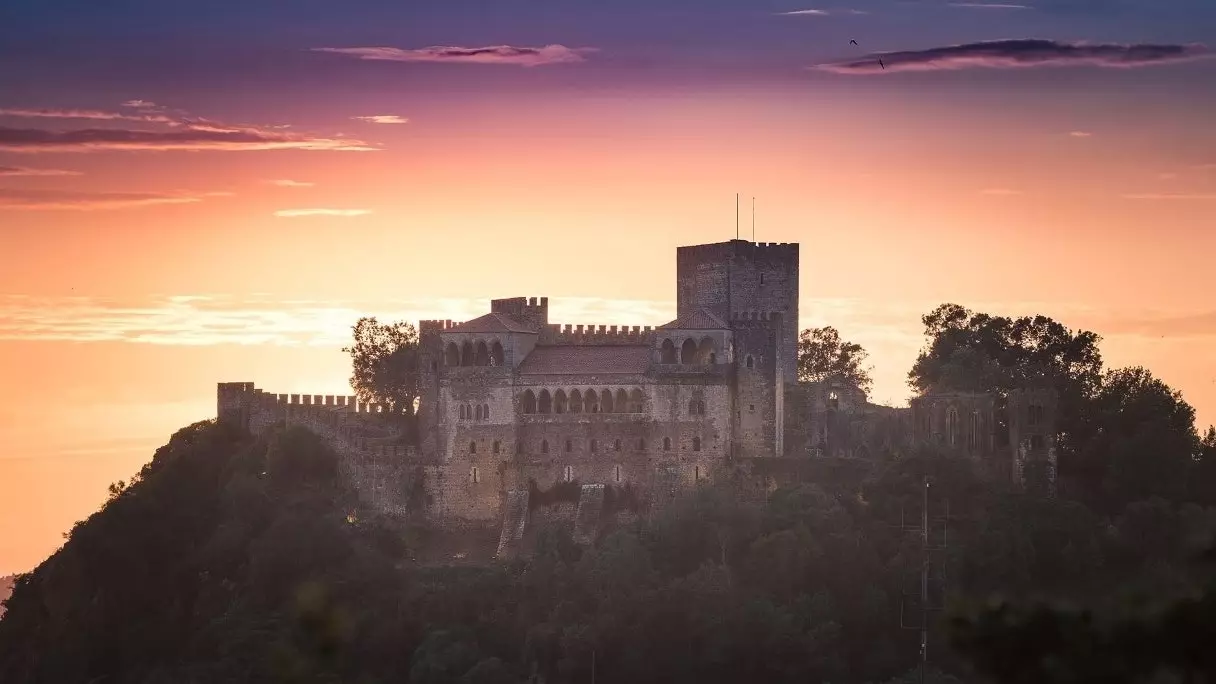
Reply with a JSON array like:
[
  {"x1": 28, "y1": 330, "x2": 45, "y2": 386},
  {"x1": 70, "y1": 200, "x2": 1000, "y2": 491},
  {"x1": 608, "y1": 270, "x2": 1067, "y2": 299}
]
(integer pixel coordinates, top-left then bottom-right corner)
[
  {"x1": 659, "y1": 337, "x2": 718, "y2": 364},
  {"x1": 458, "y1": 403, "x2": 491, "y2": 420},
  {"x1": 521, "y1": 388, "x2": 646, "y2": 414},
  {"x1": 467, "y1": 436, "x2": 703, "y2": 454},
  {"x1": 445, "y1": 339, "x2": 505, "y2": 367}
]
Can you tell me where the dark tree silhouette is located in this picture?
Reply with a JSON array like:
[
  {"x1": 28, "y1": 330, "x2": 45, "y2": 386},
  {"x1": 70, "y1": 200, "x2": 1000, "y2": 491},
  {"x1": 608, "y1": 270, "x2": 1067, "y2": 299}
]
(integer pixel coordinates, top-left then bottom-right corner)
[
  {"x1": 797, "y1": 326, "x2": 874, "y2": 393},
  {"x1": 343, "y1": 317, "x2": 421, "y2": 429}
]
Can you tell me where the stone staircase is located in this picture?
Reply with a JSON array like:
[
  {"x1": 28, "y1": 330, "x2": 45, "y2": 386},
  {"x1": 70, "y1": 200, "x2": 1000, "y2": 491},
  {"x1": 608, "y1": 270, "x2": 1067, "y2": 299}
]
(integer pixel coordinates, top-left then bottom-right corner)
[
  {"x1": 573, "y1": 484, "x2": 606, "y2": 545},
  {"x1": 495, "y1": 489, "x2": 531, "y2": 559}
]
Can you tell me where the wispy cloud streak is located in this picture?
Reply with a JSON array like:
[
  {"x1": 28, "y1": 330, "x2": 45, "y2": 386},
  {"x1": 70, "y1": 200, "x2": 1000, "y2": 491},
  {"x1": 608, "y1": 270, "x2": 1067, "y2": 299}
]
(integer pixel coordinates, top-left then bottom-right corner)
[
  {"x1": 1122, "y1": 193, "x2": 1216, "y2": 200},
  {"x1": 815, "y1": 39, "x2": 1211, "y2": 73},
  {"x1": 268, "y1": 179, "x2": 315, "y2": 188},
  {"x1": 0, "y1": 165, "x2": 81, "y2": 177},
  {"x1": 313, "y1": 44, "x2": 596, "y2": 67},
  {"x1": 777, "y1": 7, "x2": 869, "y2": 15},
  {"x1": 353, "y1": 115, "x2": 409, "y2": 124},
  {"x1": 274, "y1": 208, "x2": 372, "y2": 217},
  {"x1": 0, "y1": 189, "x2": 222, "y2": 211},
  {"x1": 949, "y1": 3, "x2": 1031, "y2": 8}
]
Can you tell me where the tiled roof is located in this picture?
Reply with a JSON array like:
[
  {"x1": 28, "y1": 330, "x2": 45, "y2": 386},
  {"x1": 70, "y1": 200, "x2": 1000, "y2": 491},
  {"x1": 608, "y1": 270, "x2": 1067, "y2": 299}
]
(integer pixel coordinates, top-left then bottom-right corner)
[
  {"x1": 517, "y1": 345, "x2": 652, "y2": 375},
  {"x1": 446, "y1": 312, "x2": 536, "y2": 334},
  {"x1": 657, "y1": 309, "x2": 729, "y2": 330}
]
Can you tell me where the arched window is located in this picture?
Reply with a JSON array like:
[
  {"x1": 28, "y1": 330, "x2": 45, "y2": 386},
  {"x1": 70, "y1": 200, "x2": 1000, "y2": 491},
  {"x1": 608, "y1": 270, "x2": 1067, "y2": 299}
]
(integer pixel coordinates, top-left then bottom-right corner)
[
  {"x1": 680, "y1": 338, "x2": 697, "y2": 363},
  {"x1": 482, "y1": 403, "x2": 489, "y2": 420},
  {"x1": 445, "y1": 343, "x2": 460, "y2": 366},
  {"x1": 697, "y1": 337, "x2": 715, "y2": 364},
  {"x1": 629, "y1": 389, "x2": 644, "y2": 413},
  {"x1": 614, "y1": 465, "x2": 622, "y2": 483},
  {"x1": 458, "y1": 404, "x2": 466, "y2": 419},
  {"x1": 538, "y1": 389, "x2": 552, "y2": 414},
  {"x1": 565, "y1": 439, "x2": 573, "y2": 453},
  {"x1": 695, "y1": 465, "x2": 701, "y2": 481},
  {"x1": 563, "y1": 465, "x2": 574, "y2": 482},
  {"x1": 522, "y1": 390, "x2": 537, "y2": 414},
  {"x1": 615, "y1": 389, "x2": 629, "y2": 413},
  {"x1": 570, "y1": 389, "x2": 583, "y2": 414},
  {"x1": 541, "y1": 439, "x2": 549, "y2": 454},
  {"x1": 708, "y1": 352, "x2": 716, "y2": 364},
  {"x1": 692, "y1": 436, "x2": 701, "y2": 451},
  {"x1": 475, "y1": 405, "x2": 483, "y2": 420},
  {"x1": 493, "y1": 440, "x2": 501, "y2": 455},
  {"x1": 469, "y1": 441, "x2": 477, "y2": 454},
  {"x1": 663, "y1": 437, "x2": 672, "y2": 451},
  {"x1": 745, "y1": 355, "x2": 754, "y2": 369},
  {"x1": 590, "y1": 439, "x2": 598, "y2": 453},
  {"x1": 968, "y1": 412, "x2": 982, "y2": 450},
  {"x1": 470, "y1": 466, "x2": 480, "y2": 483},
  {"x1": 585, "y1": 391, "x2": 599, "y2": 414},
  {"x1": 460, "y1": 341, "x2": 474, "y2": 366},
  {"x1": 475, "y1": 341, "x2": 490, "y2": 366},
  {"x1": 1030, "y1": 435, "x2": 1045, "y2": 450},
  {"x1": 660, "y1": 339, "x2": 678, "y2": 364},
  {"x1": 600, "y1": 389, "x2": 613, "y2": 413},
  {"x1": 614, "y1": 439, "x2": 622, "y2": 452},
  {"x1": 554, "y1": 390, "x2": 568, "y2": 414},
  {"x1": 490, "y1": 340, "x2": 505, "y2": 366}
]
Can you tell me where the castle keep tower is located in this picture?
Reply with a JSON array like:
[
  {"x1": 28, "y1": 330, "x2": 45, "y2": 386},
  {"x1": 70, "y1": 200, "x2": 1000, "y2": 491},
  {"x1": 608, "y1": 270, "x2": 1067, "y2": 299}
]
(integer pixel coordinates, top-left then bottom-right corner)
[{"x1": 676, "y1": 240, "x2": 800, "y2": 385}]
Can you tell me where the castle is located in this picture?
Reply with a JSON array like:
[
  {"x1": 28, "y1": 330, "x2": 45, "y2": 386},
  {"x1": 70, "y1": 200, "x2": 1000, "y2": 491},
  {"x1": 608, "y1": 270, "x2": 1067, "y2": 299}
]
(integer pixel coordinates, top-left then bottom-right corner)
[{"x1": 218, "y1": 239, "x2": 1057, "y2": 553}]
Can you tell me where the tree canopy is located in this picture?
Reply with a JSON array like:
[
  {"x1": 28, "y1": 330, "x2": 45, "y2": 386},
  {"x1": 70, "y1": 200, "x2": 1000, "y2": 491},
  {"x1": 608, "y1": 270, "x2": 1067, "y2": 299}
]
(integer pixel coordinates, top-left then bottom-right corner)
[
  {"x1": 796, "y1": 326, "x2": 874, "y2": 393},
  {"x1": 343, "y1": 316, "x2": 421, "y2": 417}
]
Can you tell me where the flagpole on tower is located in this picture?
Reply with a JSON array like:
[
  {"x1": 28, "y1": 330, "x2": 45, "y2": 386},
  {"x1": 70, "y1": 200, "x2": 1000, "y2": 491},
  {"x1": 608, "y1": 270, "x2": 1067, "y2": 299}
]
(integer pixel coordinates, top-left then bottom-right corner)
[{"x1": 752, "y1": 197, "x2": 755, "y2": 242}]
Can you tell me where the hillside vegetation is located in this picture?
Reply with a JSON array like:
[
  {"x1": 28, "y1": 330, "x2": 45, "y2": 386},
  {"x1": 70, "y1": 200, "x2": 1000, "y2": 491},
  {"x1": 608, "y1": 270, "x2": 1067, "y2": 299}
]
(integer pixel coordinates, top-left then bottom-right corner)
[{"x1": 2, "y1": 417, "x2": 1215, "y2": 684}]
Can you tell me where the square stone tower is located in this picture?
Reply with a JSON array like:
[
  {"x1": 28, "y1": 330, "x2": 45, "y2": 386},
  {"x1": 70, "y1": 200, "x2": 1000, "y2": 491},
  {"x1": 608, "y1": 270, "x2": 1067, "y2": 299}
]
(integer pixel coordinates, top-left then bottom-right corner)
[{"x1": 676, "y1": 240, "x2": 800, "y2": 385}]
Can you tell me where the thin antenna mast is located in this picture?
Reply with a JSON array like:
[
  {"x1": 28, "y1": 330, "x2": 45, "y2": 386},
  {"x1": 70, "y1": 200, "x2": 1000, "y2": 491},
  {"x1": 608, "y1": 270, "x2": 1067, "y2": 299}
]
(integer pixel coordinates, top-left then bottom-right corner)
[
  {"x1": 736, "y1": 193, "x2": 740, "y2": 239},
  {"x1": 751, "y1": 197, "x2": 756, "y2": 242}
]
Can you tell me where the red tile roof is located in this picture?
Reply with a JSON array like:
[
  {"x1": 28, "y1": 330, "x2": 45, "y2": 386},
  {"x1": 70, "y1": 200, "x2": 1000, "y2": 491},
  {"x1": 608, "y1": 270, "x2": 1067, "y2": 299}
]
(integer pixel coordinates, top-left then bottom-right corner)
[
  {"x1": 447, "y1": 312, "x2": 536, "y2": 334},
  {"x1": 657, "y1": 309, "x2": 729, "y2": 330},
  {"x1": 517, "y1": 345, "x2": 652, "y2": 375}
]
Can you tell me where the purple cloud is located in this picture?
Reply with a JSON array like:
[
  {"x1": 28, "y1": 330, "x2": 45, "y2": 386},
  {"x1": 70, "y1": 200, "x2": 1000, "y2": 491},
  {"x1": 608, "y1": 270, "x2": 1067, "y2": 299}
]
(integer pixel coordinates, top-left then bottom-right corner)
[
  {"x1": 0, "y1": 126, "x2": 376, "y2": 153},
  {"x1": 312, "y1": 44, "x2": 596, "y2": 67},
  {"x1": 815, "y1": 39, "x2": 1211, "y2": 73}
]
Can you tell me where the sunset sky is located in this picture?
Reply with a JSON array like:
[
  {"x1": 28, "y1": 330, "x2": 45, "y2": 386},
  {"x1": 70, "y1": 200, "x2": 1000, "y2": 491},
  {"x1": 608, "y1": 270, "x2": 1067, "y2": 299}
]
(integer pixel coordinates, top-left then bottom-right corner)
[{"x1": 2, "y1": 0, "x2": 1215, "y2": 574}]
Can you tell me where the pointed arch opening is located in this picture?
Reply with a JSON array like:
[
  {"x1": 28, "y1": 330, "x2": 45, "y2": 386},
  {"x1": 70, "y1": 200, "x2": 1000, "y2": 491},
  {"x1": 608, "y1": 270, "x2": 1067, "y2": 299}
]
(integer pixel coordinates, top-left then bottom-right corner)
[
  {"x1": 522, "y1": 389, "x2": 537, "y2": 414},
  {"x1": 614, "y1": 389, "x2": 629, "y2": 413},
  {"x1": 490, "y1": 340, "x2": 505, "y2": 366},
  {"x1": 569, "y1": 389, "x2": 583, "y2": 414},
  {"x1": 680, "y1": 338, "x2": 697, "y2": 363},
  {"x1": 660, "y1": 338, "x2": 677, "y2": 364},
  {"x1": 585, "y1": 390, "x2": 599, "y2": 414},
  {"x1": 474, "y1": 341, "x2": 490, "y2": 366},
  {"x1": 460, "y1": 341, "x2": 474, "y2": 366},
  {"x1": 629, "y1": 389, "x2": 644, "y2": 413},
  {"x1": 538, "y1": 389, "x2": 552, "y2": 414},
  {"x1": 554, "y1": 389, "x2": 568, "y2": 414},
  {"x1": 600, "y1": 389, "x2": 613, "y2": 413},
  {"x1": 697, "y1": 336, "x2": 715, "y2": 363},
  {"x1": 445, "y1": 343, "x2": 460, "y2": 366}
]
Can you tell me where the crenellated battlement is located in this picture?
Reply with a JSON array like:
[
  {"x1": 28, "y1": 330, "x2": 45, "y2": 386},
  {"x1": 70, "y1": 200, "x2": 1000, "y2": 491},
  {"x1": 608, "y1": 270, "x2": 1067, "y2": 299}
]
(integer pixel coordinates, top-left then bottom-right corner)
[
  {"x1": 491, "y1": 296, "x2": 549, "y2": 328},
  {"x1": 420, "y1": 319, "x2": 458, "y2": 336},
  {"x1": 728, "y1": 311, "x2": 785, "y2": 327},
  {"x1": 540, "y1": 323, "x2": 657, "y2": 345}
]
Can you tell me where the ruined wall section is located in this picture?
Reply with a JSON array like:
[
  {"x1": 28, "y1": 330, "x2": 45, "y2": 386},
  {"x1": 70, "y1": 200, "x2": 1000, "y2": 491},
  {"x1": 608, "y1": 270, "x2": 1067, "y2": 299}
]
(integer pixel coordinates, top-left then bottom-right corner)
[
  {"x1": 910, "y1": 392, "x2": 998, "y2": 461},
  {"x1": 1007, "y1": 388, "x2": 1059, "y2": 489}
]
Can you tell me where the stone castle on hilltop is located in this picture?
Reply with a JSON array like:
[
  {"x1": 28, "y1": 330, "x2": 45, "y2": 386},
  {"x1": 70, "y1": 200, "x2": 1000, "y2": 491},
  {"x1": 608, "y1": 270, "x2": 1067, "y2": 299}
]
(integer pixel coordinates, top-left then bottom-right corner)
[{"x1": 218, "y1": 239, "x2": 1057, "y2": 555}]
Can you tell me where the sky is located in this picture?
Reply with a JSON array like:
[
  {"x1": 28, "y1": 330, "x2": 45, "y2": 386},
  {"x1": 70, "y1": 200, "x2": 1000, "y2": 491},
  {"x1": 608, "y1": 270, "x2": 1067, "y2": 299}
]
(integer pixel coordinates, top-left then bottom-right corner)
[{"x1": 1, "y1": 0, "x2": 1215, "y2": 574}]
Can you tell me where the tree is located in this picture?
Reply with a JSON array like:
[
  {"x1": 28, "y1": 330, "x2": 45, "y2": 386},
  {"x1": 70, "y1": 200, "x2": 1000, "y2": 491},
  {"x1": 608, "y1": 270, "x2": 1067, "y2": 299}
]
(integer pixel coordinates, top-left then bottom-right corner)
[
  {"x1": 796, "y1": 326, "x2": 874, "y2": 393},
  {"x1": 1075, "y1": 366, "x2": 1200, "y2": 510},
  {"x1": 342, "y1": 317, "x2": 421, "y2": 420}
]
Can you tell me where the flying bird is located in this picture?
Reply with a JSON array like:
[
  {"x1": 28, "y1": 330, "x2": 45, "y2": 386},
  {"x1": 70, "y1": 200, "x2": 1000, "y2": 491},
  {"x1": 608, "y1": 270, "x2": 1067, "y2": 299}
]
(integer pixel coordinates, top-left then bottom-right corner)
[
  {"x1": 850, "y1": 39, "x2": 858, "y2": 45},
  {"x1": 878, "y1": 58, "x2": 885, "y2": 69}
]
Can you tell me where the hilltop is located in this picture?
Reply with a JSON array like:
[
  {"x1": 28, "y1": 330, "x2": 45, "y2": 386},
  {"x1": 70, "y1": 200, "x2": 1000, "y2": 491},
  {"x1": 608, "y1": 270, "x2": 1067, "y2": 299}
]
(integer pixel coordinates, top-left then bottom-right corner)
[{"x1": 1, "y1": 418, "x2": 1214, "y2": 683}]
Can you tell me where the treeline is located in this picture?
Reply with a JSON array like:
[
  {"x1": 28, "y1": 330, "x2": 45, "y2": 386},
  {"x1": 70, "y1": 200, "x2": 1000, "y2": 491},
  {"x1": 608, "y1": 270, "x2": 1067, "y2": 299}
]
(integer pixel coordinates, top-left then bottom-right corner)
[{"x1": 2, "y1": 420, "x2": 1214, "y2": 683}]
